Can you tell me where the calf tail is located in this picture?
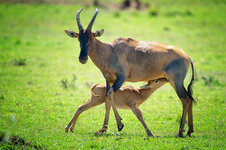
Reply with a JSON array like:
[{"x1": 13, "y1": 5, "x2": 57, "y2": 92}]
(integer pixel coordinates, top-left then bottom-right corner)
[{"x1": 90, "y1": 84, "x2": 99, "y2": 97}]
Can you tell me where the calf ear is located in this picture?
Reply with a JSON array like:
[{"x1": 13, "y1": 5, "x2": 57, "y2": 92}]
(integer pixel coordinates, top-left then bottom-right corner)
[
  {"x1": 64, "y1": 30, "x2": 79, "y2": 38},
  {"x1": 94, "y1": 29, "x2": 104, "y2": 37}
]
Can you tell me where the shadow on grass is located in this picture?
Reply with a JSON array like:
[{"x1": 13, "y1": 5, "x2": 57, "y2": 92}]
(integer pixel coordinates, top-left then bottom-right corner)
[
  {"x1": 0, "y1": 132, "x2": 46, "y2": 149},
  {"x1": 92, "y1": 131, "x2": 198, "y2": 139}
]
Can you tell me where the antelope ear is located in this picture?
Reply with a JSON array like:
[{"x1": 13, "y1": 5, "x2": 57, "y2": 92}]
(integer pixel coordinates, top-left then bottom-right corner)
[
  {"x1": 94, "y1": 29, "x2": 104, "y2": 37},
  {"x1": 64, "y1": 30, "x2": 79, "y2": 38}
]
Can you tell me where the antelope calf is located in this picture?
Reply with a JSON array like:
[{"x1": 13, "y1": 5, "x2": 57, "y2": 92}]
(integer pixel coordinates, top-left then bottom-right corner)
[{"x1": 65, "y1": 78, "x2": 168, "y2": 136}]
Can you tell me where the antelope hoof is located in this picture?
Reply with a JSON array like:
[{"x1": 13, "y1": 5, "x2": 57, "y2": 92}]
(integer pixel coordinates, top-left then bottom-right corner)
[
  {"x1": 187, "y1": 132, "x2": 191, "y2": 137},
  {"x1": 118, "y1": 123, "x2": 124, "y2": 132},
  {"x1": 186, "y1": 130, "x2": 194, "y2": 137},
  {"x1": 178, "y1": 132, "x2": 184, "y2": 138}
]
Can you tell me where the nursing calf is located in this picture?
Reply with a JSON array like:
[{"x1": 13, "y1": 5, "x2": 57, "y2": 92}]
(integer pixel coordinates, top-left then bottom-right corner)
[{"x1": 65, "y1": 78, "x2": 167, "y2": 136}]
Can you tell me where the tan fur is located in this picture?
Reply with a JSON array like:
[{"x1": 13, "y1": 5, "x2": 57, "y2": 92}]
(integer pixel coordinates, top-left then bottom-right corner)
[{"x1": 65, "y1": 78, "x2": 168, "y2": 136}]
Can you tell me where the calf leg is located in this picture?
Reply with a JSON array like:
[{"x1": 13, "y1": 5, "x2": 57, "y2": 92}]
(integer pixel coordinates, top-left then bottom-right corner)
[
  {"x1": 65, "y1": 97, "x2": 104, "y2": 133},
  {"x1": 131, "y1": 105, "x2": 154, "y2": 136},
  {"x1": 96, "y1": 100, "x2": 111, "y2": 134}
]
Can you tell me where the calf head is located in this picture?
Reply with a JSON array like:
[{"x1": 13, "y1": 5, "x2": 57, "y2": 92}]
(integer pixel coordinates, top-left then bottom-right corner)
[{"x1": 141, "y1": 78, "x2": 168, "y2": 89}]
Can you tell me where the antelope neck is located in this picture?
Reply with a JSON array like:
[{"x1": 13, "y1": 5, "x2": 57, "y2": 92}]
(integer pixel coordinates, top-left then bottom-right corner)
[{"x1": 88, "y1": 39, "x2": 113, "y2": 70}]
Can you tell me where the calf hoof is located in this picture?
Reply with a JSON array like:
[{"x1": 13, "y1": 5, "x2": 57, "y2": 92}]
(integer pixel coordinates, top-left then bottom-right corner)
[
  {"x1": 95, "y1": 128, "x2": 107, "y2": 135},
  {"x1": 70, "y1": 128, "x2": 74, "y2": 133},
  {"x1": 65, "y1": 127, "x2": 69, "y2": 133},
  {"x1": 118, "y1": 124, "x2": 124, "y2": 132}
]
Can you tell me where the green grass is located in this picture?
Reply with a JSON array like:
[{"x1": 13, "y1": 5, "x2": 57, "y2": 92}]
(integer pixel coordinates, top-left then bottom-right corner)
[{"x1": 0, "y1": 1, "x2": 225, "y2": 149}]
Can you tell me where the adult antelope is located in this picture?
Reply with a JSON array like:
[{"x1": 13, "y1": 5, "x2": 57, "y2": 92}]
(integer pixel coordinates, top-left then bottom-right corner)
[{"x1": 64, "y1": 9, "x2": 195, "y2": 137}]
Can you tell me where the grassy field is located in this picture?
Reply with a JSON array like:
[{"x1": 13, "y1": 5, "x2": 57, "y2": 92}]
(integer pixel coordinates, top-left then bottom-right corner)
[{"x1": 0, "y1": 0, "x2": 225, "y2": 149}]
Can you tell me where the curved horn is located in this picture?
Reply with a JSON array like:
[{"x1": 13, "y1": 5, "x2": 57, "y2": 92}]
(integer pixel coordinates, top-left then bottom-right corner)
[
  {"x1": 86, "y1": 8, "x2": 98, "y2": 31},
  {"x1": 76, "y1": 8, "x2": 84, "y2": 32}
]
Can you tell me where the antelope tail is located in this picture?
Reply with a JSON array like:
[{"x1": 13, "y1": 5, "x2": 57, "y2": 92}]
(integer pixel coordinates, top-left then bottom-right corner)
[{"x1": 187, "y1": 59, "x2": 196, "y2": 103}]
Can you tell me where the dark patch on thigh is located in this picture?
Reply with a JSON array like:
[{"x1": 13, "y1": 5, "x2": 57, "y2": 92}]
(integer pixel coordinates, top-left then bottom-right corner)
[
  {"x1": 164, "y1": 59, "x2": 187, "y2": 81},
  {"x1": 164, "y1": 59, "x2": 188, "y2": 99}
]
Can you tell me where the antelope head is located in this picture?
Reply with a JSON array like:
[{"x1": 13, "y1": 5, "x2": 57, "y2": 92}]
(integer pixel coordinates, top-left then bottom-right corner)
[{"x1": 65, "y1": 8, "x2": 104, "y2": 64}]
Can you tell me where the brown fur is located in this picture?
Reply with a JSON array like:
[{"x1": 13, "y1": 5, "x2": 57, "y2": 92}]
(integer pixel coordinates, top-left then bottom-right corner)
[
  {"x1": 88, "y1": 38, "x2": 191, "y2": 83},
  {"x1": 65, "y1": 78, "x2": 168, "y2": 136}
]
